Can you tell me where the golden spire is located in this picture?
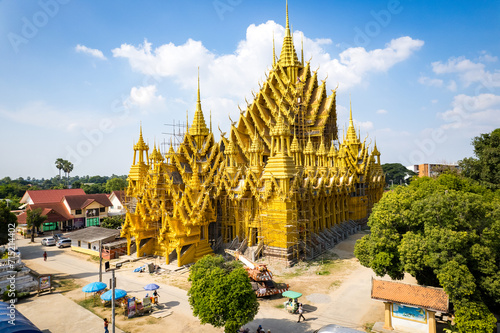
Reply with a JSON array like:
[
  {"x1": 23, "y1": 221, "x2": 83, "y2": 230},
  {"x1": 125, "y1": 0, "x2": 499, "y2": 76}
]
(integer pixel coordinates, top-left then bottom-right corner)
[
  {"x1": 272, "y1": 32, "x2": 276, "y2": 67},
  {"x1": 278, "y1": 0, "x2": 301, "y2": 69},
  {"x1": 346, "y1": 97, "x2": 359, "y2": 143},
  {"x1": 301, "y1": 33, "x2": 304, "y2": 66},
  {"x1": 190, "y1": 67, "x2": 209, "y2": 137}
]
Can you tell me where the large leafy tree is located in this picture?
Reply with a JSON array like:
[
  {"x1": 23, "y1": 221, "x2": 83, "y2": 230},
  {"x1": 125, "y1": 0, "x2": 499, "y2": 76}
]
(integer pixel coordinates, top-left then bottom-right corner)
[
  {"x1": 188, "y1": 255, "x2": 259, "y2": 333},
  {"x1": 0, "y1": 201, "x2": 17, "y2": 245},
  {"x1": 459, "y1": 128, "x2": 500, "y2": 189},
  {"x1": 354, "y1": 174, "x2": 499, "y2": 333},
  {"x1": 105, "y1": 178, "x2": 128, "y2": 193},
  {"x1": 100, "y1": 216, "x2": 124, "y2": 229},
  {"x1": 26, "y1": 208, "x2": 48, "y2": 243},
  {"x1": 382, "y1": 163, "x2": 416, "y2": 186}
]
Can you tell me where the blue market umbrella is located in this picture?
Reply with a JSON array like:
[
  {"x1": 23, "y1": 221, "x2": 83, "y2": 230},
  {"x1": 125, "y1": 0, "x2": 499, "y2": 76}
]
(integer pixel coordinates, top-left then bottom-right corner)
[
  {"x1": 100, "y1": 289, "x2": 127, "y2": 301},
  {"x1": 143, "y1": 283, "x2": 160, "y2": 291},
  {"x1": 82, "y1": 282, "x2": 107, "y2": 293}
]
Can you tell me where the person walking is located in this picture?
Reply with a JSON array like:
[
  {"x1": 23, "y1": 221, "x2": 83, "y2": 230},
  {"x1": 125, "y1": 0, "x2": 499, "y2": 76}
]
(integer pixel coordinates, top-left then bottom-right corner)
[
  {"x1": 153, "y1": 289, "x2": 159, "y2": 304},
  {"x1": 104, "y1": 318, "x2": 109, "y2": 333},
  {"x1": 43, "y1": 251, "x2": 47, "y2": 261},
  {"x1": 297, "y1": 303, "x2": 306, "y2": 323}
]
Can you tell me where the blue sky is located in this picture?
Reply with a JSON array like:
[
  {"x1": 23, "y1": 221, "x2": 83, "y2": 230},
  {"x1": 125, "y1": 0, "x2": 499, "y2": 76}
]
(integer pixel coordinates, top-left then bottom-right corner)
[{"x1": 1, "y1": 0, "x2": 499, "y2": 179}]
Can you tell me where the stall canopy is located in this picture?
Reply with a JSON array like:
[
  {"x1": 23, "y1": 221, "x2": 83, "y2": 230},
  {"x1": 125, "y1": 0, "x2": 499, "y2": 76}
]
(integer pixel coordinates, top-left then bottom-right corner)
[
  {"x1": 0, "y1": 301, "x2": 42, "y2": 332},
  {"x1": 282, "y1": 290, "x2": 302, "y2": 299}
]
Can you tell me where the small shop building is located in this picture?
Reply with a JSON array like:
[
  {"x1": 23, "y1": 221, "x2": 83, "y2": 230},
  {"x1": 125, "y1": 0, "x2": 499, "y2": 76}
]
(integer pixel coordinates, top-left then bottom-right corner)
[
  {"x1": 68, "y1": 226, "x2": 121, "y2": 256},
  {"x1": 371, "y1": 279, "x2": 449, "y2": 333}
]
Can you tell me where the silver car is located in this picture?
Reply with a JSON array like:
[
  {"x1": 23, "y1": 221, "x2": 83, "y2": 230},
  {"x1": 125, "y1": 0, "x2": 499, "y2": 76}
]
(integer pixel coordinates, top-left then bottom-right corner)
[
  {"x1": 56, "y1": 239, "x2": 72, "y2": 248},
  {"x1": 41, "y1": 237, "x2": 56, "y2": 246}
]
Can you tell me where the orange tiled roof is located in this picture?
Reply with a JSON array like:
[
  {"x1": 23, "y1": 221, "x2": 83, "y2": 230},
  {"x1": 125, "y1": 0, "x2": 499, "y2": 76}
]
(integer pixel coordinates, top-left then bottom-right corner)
[{"x1": 371, "y1": 279, "x2": 449, "y2": 313}]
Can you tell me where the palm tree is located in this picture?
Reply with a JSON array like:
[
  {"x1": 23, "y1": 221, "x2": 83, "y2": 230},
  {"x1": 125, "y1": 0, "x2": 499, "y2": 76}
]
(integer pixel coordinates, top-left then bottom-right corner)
[
  {"x1": 55, "y1": 158, "x2": 65, "y2": 179},
  {"x1": 62, "y1": 160, "x2": 74, "y2": 185},
  {"x1": 27, "y1": 208, "x2": 48, "y2": 243}
]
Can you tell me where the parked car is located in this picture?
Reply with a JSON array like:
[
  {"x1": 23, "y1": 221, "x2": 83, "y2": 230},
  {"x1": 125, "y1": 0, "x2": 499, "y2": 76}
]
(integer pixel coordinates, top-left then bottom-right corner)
[
  {"x1": 41, "y1": 237, "x2": 56, "y2": 246},
  {"x1": 56, "y1": 239, "x2": 71, "y2": 248},
  {"x1": 53, "y1": 233, "x2": 64, "y2": 241}
]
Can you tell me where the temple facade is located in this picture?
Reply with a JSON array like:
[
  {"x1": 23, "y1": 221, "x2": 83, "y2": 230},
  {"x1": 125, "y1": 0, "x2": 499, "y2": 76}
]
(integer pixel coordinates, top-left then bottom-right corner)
[{"x1": 121, "y1": 4, "x2": 385, "y2": 266}]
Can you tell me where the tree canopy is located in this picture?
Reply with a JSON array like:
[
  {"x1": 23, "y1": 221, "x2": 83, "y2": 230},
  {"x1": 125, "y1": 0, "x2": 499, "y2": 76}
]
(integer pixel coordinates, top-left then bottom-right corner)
[
  {"x1": 382, "y1": 163, "x2": 416, "y2": 186},
  {"x1": 459, "y1": 128, "x2": 500, "y2": 189},
  {"x1": 354, "y1": 174, "x2": 499, "y2": 332},
  {"x1": 0, "y1": 201, "x2": 17, "y2": 246},
  {"x1": 105, "y1": 178, "x2": 128, "y2": 193},
  {"x1": 188, "y1": 255, "x2": 259, "y2": 333},
  {"x1": 26, "y1": 208, "x2": 47, "y2": 243},
  {"x1": 100, "y1": 216, "x2": 123, "y2": 229}
]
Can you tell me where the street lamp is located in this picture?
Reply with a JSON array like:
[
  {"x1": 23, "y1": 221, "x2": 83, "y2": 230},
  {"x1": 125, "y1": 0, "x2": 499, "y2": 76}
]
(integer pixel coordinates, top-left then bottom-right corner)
[{"x1": 105, "y1": 262, "x2": 122, "y2": 333}]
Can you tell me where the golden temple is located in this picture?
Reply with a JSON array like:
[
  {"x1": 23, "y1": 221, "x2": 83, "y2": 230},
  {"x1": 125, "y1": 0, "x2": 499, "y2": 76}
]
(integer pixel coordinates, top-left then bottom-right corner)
[{"x1": 121, "y1": 4, "x2": 385, "y2": 266}]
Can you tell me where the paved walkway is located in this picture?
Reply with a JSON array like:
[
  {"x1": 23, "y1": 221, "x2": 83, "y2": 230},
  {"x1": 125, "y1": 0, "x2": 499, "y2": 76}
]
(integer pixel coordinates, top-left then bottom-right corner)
[{"x1": 16, "y1": 293, "x2": 124, "y2": 333}]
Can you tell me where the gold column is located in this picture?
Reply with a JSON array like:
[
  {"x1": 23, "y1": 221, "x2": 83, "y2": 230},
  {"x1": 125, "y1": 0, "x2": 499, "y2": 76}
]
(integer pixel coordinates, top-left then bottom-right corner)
[
  {"x1": 383, "y1": 302, "x2": 394, "y2": 330},
  {"x1": 428, "y1": 310, "x2": 436, "y2": 333}
]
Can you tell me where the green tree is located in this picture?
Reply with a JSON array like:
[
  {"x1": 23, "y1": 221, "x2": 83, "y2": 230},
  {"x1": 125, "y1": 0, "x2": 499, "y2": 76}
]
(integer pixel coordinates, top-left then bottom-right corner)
[
  {"x1": 188, "y1": 255, "x2": 259, "y2": 333},
  {"x1": 26, "y1": 208, "x2": 48, "y2": 243},
  {"x1": 0, "y1": 201, "x2": 17, "y2": 245},
  {"x1": 62, "y1": 160, "x2": 74, "y2": 185},
  {"x1": 354, "y1": 174, "x2": 499, "y2": 333},
  {"x1": 100, "y1": 216, "x2": 124, "y2": 229},
  {"x1": 381, "y1": 163, "x2": 416, "y2": 186},
  {"x1": 55, "y1": 158, "x2": 65, "y2": 179},
  {"x1": 105, "y1": 178, "x2": 127, "y2": 193},
  {"x1": 459, "y1": 128, "x2": 500, "y2": 189}
]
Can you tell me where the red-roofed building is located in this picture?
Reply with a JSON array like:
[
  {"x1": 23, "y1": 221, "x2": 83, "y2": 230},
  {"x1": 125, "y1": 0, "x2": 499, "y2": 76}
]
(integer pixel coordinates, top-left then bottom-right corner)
[
  {"x1": 62, "y1": 194, "x2": 112, "y2": 228},
  {"x1": 20, "y1": 189, "x2": 85, "y2": 205},
  {"x1": 17, "y1": 189, "x2": 113, "y2": 233},
  {"x1": 371, "y1": 279, "x2": 449, "y2": 333}
]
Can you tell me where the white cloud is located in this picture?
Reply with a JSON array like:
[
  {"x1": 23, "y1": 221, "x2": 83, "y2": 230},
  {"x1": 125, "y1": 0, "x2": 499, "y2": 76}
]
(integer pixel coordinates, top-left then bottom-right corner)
[
  {"x1": 129, "y1": 85, "x2": 165, "y2": 108},
  {"x1": 438, "y1": 93, "x2": 500, "y2": 130},
  {"x1": 112, "y1": 21, "x2": 424, "y2": 122},
  {"x1": 418, "y1": 76, "x2": 443, "y2": 87},
  {"x1": 0, "y1": 101, "x2": 95, "y2": 131},
  {"x1": 431, "y1": 56, "x2": 500, "y2": 88},
  {"x1": 75, "y1": 44, "x2": 107, "y2": 60},
  {"x1": 431, "y1": 99, "x2": 438, "y2": 104},
  {"x1": 447, "y1": 80, "x2": 457, "y2": 92},
  {"x1": 376, "y1": 109, "x2": 388, "y2": 114}
]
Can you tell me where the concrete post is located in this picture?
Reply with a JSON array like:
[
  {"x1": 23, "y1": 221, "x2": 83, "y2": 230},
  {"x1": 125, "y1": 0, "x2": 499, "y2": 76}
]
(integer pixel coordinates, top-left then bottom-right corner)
[
  {"x1": 428, "y1": 310, "x2": 436, "y2": 333},
  {"x1": 383, "y1": 302, "x2": 394, "y2": 330}
]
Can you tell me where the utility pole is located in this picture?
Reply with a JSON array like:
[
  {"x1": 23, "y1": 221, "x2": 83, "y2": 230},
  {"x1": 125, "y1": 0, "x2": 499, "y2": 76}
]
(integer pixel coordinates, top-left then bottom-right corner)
[
  {"x1": 111, "y1": 268, "x2": 115, "y2": 333},
  {"x1": 106, "y1": 262, "x2": 122, "y2": 333},
  {"x1": 99, "y1": 240, "x2": 102, "y2": 282}
]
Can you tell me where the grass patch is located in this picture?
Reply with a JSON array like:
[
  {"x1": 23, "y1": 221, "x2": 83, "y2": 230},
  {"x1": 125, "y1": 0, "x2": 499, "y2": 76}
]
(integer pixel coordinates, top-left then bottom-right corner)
[
  {"x1": 87, "y1": 255, "x2": 100, "y2": 263},
  {"x1": 274, "y1": 304, "x2": 284, "y2": 309},
  {"x1": 77, "y1": 296, "x2": 100, "y2": 315},
  {"x1": 55, "y1": 279, "x2": 80, "y2": 293},
  {"x1": 329, "y1": 280, "x2": 342, "y2": 289},
  {"x1": 363, "y1": 322, "x2": 374, "y2": 332},
  {"x1": 146, "y1": 318, "x2": 158, "y2": 325}
]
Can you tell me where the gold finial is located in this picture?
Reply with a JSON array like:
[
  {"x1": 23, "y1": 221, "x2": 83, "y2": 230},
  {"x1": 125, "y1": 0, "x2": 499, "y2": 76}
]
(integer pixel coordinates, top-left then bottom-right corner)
[
  {"x1": 285, "y1": 0, "x2": 290, "y2": 36},
  {"x1": 272, "y1": 32, "x2": 276, "y2": 67},
  {"x1": 197, "y1": 67, "x2": 201, "y2": 105},
  {"x1": 186, "y1": 110, "x2": 189, "y2": 132},
  {"x1": 301, "y1": 33, "x2": 304, "y2": 66}
]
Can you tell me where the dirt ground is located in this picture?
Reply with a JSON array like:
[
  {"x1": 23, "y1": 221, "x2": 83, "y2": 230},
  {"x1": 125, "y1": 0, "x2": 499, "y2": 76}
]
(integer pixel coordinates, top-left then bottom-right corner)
[{"x1": 22, "y1": 230, "x2": 384, "y2": 333}]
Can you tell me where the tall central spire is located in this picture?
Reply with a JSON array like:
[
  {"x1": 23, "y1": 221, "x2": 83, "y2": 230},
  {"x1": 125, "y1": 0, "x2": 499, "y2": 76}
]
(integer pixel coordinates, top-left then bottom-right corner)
[
  {"x1": 278, "y1": 0, "x2": 301, "y2": 71},
  {"x1": 190, "y1": 68, "x2": 209, "y2": 139}
]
